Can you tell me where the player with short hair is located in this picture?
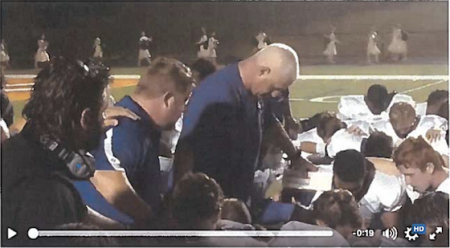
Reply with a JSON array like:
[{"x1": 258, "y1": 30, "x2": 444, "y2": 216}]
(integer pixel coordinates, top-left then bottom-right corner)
[
  {"x1": 393, "y1": 136, "x2": 449, "y2": 195},
  {"x1": 371, "y1": 102, "x2": 448, "y2": 160}
]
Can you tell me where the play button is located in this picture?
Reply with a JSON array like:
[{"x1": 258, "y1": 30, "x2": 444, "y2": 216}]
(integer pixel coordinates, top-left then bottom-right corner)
[{"x1": 7, "y1": 228, "x2": 17, "y2": 239}]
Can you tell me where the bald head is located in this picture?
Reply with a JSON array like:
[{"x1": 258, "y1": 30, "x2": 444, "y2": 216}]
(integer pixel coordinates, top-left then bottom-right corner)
[
  {"x1": 241, "y1": 43, "x2": 300, "y2": 97},
  {"x1": 252, "y1": 43, "x2": 300, "y2": 84}
]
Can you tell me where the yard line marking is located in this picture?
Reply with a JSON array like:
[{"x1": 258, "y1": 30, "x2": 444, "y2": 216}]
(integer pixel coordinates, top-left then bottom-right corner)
[{"x1": 400, "y1": 80, "x2": 447, "y2": 94}]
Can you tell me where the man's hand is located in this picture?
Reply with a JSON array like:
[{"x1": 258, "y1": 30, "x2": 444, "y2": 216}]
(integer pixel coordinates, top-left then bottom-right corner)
[
  {"x1": 426, "y1": 128, "x2": 443, "y2": 143},
  {"x1": 102, "y1": 106, "x2": 140, "y2": 128}
]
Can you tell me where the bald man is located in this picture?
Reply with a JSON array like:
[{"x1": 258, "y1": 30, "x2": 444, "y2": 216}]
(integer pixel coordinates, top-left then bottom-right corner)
[
  {"x1": 371, "y1": 102, "x2": 448, "y2": 161},
  {"x1": 174, "y1": 44, "x2": 316, "y2": 202}
]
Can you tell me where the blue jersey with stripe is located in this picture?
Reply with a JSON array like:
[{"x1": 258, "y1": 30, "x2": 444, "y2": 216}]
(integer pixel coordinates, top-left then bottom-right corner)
[{"x1": 74, "y1": 96, "x2": 162, "y2": 224}]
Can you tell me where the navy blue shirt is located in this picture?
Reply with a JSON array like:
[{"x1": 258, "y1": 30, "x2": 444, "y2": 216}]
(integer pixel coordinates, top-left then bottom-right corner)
[
  {"x1": 266, "y1": 89, "x2": 290, "y2": 123},
  {"x1": 75, "y1": 96, "x2": 162, "y2": 224},
  {"x1": 180, "y1": 63, "x2": 275, "y2": 201}
]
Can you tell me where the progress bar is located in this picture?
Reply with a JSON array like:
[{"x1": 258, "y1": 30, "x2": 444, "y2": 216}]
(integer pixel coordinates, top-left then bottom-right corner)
[{"x1": 27, "y1": 228, "x2": 333, "y2": 239}]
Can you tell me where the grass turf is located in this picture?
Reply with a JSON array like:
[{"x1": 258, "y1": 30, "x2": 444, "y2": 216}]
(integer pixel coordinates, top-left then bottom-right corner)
[{"x1": 7, "y1": 63, "x2": 449, "y2": 130}]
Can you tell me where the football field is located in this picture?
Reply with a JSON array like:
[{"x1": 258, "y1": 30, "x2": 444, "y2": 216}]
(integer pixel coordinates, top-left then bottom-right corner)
[{"x1": 5, "y1": 63, "x2": 448, "y2": 132}]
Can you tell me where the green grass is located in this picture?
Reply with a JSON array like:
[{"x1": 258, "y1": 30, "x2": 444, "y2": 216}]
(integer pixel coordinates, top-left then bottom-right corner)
[{"x1": 8, "y1": 63, "x2": 449, "y2": 126}]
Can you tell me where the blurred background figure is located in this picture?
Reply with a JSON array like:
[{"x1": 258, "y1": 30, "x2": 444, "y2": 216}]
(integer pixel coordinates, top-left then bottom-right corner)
[
  {"x1": 92, "y1": 37, "x2": 104, "y2": 62},
  {"x1": 367, "y1": 27, "x2": 381, "y2": 64},
  {"x1": 34, "y1": 33, "x2": 50, "y2": 68},
  {"x1": 323, "y1": 26, "x2": 341, "y2": 64},
  {"x1": 255, "y1": 30, "x2": 269, "y2": 52},
  {"x1": 0, "y1": 39, "x2": 10, "y2": 68},
  {"x1": 207, "y1": 31, "x2": 219, "y2": 64},
  {"x1": 196, "y1": 27, "x2": 209, "y2": 59},
  {"x1": 388, "y1": 24, "x2": 408, "y2": 62},
  {"x1": 138, "y1": 31, "x2": 152, "y2": 67}
]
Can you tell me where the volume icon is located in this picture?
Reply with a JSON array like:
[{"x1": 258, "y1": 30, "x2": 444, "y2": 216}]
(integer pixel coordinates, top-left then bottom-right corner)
[{"x1": 382, "y1": 227, "x2": 398, "y2": 240}]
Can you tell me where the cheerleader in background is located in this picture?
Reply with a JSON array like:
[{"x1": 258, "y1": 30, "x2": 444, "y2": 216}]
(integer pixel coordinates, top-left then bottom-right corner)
[
  {"x1": 137, "y1": 31, "x2": 152, "y2": 67},
  {"x1": 323, "y1": 26, "x2": 341, "y2": 64},
  {"x1": 0, "y1": 39, "x2": 10, "y2": 68},
  {"x1": 367, "y1": 27, "x2": 381, "y2": 64},
  {"x1": 92, "y1": 37, "x2": 103, "y2": 62},
  {"x1": 207, "y1": 31, "x2": 219, "y2": 64},
  {"x1": 35, "y1": 34, "x2": 50, "y2": 69},
  {"x1": 388, "y1": 24, "x2": 408, "y2": 62},
  {"x1": 196, "y1": 27, "x2": 209, "y2": 59},
  {"x1": 255, "y1": 31, "x2": 268, "y2": 51}
]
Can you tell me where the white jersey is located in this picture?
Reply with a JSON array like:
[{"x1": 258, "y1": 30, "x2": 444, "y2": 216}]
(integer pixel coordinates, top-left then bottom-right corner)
[
  {"x1": 323, "y1": 33, "x2": 337, "y2": 56},
  {"x1": 371, "y1": 115, "x2": 449, "y2": 155},
  {"x1": 326, "y1": 129, "x2": 368, "y2": 158},
  {"x1": 360, "y1": 170, "x2": 406, "y2": 217},
  {"x1": 337, "y1": 94, "x2": 415, "y2": 123},
  {"x1": 292, "y1": 128, "x2": 323, "y2": 158},
  {"x1": 256, "y1": 32, "x2": 268, "y2": 50},
  {"x1": 386, "y1": 94, "x2": 416, "y2": 113},
  {"x1": 269, "y1": 221, "x2": 349, "y2": 247},
  {"x1": 388, "y1": 28, "x2": 407, "y2": 54},
  {"x1": 160, "y1": 116, "x2": 183, "y2": 155},
  {"x1": 307, "y1": 166, "x2": 406, "y2": 219},
  {"x1": 367, "y1": 32, "x2": 381, "y2": 55},
  {"x1": 436, "y1": 177, "x2": 450, "y2": 195},
  {"x1": 292, "y1": 128, "x2": 323, "y2": 147},
  {"x1": 415, "y1": 102, "x2": 428, "y2": 117}
]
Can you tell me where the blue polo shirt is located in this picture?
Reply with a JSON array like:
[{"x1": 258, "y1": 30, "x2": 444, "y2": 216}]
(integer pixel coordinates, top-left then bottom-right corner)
[
  {"x1": 74, "y1": 95, "x2": 162, "y2": 224},
  {"x1": 180, "y1": 63, "x2": 275, "y2": 201}
]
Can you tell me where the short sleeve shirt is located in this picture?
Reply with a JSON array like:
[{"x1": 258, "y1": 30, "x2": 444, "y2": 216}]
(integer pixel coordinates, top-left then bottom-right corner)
[{"x1": 78, "y1": 96, "x2": 162, "y2": 223}]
